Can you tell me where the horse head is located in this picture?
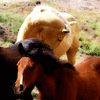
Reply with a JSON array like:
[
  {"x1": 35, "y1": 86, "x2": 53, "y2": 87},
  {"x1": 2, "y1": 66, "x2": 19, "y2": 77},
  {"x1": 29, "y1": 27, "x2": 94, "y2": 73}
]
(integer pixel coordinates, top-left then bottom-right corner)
[
  {"x1": 13, "y1": 38, "x2": 53, "y2": 95},
  {"x1": 13, "y1": 56, "x2": 39, "y2": 95}
]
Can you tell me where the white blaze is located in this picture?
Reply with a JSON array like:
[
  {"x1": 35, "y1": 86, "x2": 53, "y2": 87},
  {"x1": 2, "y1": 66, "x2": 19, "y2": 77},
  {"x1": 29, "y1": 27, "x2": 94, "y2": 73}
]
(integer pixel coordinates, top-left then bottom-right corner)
[{"x1": 20, "y1": 75, "x2": 23, "y2": 85}]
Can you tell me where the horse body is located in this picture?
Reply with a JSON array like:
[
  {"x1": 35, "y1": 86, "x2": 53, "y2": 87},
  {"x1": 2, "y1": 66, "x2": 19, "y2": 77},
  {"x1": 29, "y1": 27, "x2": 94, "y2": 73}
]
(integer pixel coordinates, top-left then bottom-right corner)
[
  {"x1": 16, "y1": 5, "x2": 79, "y2": 64},
  {"x1": 14, "y1": 44, "x2": 100, "y2": 100},
  {"x1": 0, "y1": 41, "x2": 22, "y2": 68},
  {"x1": 37, "y1": 61, "x2": 100, "y2": 100},
  {"x1": 75, "y1": 56, "x2": 100, "y2": 100},
  {"x1": 0, "y1": 43, "x2": 21, "y2": 99},
  {"x1": 38, "y1": 67, "x2": 78, "y2": 100},
  {"x1": 15, "y1": 57, "x2": 78, "y2": 100}
]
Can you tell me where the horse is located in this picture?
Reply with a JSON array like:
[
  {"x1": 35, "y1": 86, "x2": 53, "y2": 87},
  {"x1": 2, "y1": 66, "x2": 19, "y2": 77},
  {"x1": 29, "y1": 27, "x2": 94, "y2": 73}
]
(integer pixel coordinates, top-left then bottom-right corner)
[
  {"x1": 0, "y1": 39, "x2": 33, "y2": 100},
  {"x1": 0, "y1": 38, "x2": 51, "y2": 100},
  {"x1": 16, "y1": 5, "x2": 79, "y2": 65},
  {"x1": 13, "y1": 46, "x2": 100, "y2": 100}
]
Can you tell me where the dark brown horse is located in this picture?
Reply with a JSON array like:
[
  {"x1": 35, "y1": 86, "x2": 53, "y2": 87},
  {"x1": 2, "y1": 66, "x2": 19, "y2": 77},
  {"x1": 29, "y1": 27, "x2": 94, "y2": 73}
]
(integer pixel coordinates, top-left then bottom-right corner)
[
  {"x1": 0, "y1": 38, "x2": 51, "y2": 100},
  {"x1": 14, "y1": 46, "x2": 100, "y2": 100},
  {"x1": 0, "y1": 39, "x2": 33, "y2": 100}
]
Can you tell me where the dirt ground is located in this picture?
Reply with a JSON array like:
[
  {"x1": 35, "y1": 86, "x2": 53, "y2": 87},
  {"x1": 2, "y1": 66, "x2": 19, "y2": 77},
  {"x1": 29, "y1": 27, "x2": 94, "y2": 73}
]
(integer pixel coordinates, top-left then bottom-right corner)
[
  {"x1": 1, "y1": 0, "x2": 100, "y2": 11},
  {"x1": 55, "y1": 0, "x2": 100, "y2": 11}
]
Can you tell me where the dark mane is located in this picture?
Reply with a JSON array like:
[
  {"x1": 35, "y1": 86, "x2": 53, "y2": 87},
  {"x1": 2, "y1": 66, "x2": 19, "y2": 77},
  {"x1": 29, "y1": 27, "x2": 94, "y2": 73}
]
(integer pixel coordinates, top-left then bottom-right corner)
[
  {"x1": 18, "y1": 38, "x2": 75, "y2": 75},
  {"x1": 33, "y1": 50, "x2": 76, "y2": 75}
]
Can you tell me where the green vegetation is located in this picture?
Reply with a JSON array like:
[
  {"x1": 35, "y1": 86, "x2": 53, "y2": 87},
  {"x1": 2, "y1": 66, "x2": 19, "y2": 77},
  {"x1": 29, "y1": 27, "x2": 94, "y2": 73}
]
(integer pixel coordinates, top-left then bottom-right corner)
[
  {"x1": 79, "y1": 30, "x2": 100, "y2": 56},
  {"x1": 69, "y1": 10, "x2": 100, "y2": 57},
  {"x1": 0, "y1": 7, "x2": 28, "y2": 47},
  {"x1": 0, "y1": 12, "x2": 26, "y2": 33}
]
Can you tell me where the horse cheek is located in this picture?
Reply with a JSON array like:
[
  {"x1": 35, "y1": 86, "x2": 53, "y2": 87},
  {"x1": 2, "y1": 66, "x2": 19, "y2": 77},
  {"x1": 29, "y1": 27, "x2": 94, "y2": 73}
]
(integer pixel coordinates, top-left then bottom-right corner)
[
  {"x1": 31, "y1": 66, "x2": 39, "y2": 85},
  {"x1": 23, "y1": 67, "x2": 38, "y2": 88}
]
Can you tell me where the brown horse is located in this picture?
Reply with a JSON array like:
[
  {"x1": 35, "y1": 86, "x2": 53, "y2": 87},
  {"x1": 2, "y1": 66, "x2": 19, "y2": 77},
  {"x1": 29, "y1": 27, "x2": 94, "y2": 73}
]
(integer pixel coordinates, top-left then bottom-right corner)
[
  {"x1": 14, "y1": 49, "x2": 100, "y2": 100},
  {"x1": 0, "y1": 39, "x2": 34, "y2": 100}
]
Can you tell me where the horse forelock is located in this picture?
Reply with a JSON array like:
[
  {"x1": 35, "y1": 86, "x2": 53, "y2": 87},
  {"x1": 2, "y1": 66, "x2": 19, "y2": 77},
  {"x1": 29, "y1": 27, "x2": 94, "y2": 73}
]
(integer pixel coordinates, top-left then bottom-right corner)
[{"x1": 22, "y1": 38, "x2": 53, "y2": 53}]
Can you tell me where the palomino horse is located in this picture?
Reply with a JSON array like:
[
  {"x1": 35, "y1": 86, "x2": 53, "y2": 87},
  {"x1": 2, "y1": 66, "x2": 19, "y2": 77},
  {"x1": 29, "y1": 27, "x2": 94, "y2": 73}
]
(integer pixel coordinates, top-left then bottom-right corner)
[
  {"x1": 16, "y1": 5, "x2": 79, "y2": 65},
  {"x1": 14, "y1": 46, "x2": 100, "y2": 100}
]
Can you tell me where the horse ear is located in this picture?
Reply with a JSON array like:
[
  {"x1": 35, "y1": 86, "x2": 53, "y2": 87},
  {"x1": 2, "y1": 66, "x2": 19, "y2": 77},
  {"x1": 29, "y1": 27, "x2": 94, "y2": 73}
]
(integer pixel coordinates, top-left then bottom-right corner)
[
  {"x1": 18, "y1": 43, "x2": 26, "y2": 55},
  {"x1": 29, "y1": 47, "x2": 43, "y2": 63},
  {"x1": 62, "y1": 24, "x2": 70, "y2": 34},
  {"x1": 69, "y1": 21, "x2": 76, "y2": 27},
  {"x1": 28, "y1": 47, "x2": 43, "y2": 58},
  {"x1": 35, "y1": 47, "x2": 43, "y2": 55},
  {"x1": 62, "y1": 28, "x2": 69, "y2": 34}
]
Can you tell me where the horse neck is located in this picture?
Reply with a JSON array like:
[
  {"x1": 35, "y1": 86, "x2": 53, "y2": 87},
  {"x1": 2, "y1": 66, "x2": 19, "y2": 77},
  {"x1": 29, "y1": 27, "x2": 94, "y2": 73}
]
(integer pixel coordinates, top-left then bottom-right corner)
[
  {"x1": 35, "y1": 65, "x2": 77, "y2": 100},
  {"x1": 0, "y1": 47, "x2": 21, "y2": 67},
  {"x1": 35, "y1": 66, "x2": 60, "y2": 99}
]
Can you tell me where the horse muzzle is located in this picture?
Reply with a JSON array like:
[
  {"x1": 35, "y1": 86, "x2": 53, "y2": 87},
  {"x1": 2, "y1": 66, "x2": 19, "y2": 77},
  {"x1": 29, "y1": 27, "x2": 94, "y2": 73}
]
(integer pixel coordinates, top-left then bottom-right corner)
[{"x1": 13, "y1": 83, "x2": 25, "y2": 95}]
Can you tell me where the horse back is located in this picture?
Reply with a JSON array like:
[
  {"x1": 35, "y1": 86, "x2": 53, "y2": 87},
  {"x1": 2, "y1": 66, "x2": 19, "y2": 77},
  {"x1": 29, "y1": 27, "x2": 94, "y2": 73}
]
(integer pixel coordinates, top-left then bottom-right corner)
[
  {"x1": 74, "y1": 56, "x2": 100, "y2": 99},
  {"x1": 75, "y1": 56, "x2": 100, "y2": 73}
]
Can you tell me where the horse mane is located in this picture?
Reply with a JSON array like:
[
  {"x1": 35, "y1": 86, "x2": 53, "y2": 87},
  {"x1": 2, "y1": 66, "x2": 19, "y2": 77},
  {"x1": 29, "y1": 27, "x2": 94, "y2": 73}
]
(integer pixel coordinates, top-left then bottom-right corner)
[
  {"x1": 18, "y1": 38, "x2": 75, "y2": 75},
  {"x1": 36, "y1": 50, "x2": 76, "y2": 75}
]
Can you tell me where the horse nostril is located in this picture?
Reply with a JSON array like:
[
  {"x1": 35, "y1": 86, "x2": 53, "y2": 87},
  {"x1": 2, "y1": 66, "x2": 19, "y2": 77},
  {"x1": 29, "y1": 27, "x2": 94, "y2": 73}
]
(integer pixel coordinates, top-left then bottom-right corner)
[{"x1": 19, "y1": 85, "x2": 24, "y2": 91}]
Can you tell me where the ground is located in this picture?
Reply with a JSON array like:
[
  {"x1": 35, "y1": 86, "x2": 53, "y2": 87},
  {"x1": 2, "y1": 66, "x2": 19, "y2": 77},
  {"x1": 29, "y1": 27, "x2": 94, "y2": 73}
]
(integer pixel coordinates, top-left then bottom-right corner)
[
  {"x1": 55, "y1": 0, "x2": 100, "y2": 11},
  {"x1": 1, "y1": 0, "x2": 100, "y2": 11},
  {"x1": 0, "y1": 0, "x2": 100, "y2": 99}
]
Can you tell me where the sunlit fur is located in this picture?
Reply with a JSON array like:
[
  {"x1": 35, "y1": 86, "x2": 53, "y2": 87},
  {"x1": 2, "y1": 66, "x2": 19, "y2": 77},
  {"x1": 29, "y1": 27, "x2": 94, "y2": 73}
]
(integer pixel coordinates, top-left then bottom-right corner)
[{"x1": 15, "y1": 51, "x2": 100, "y2": 100}]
